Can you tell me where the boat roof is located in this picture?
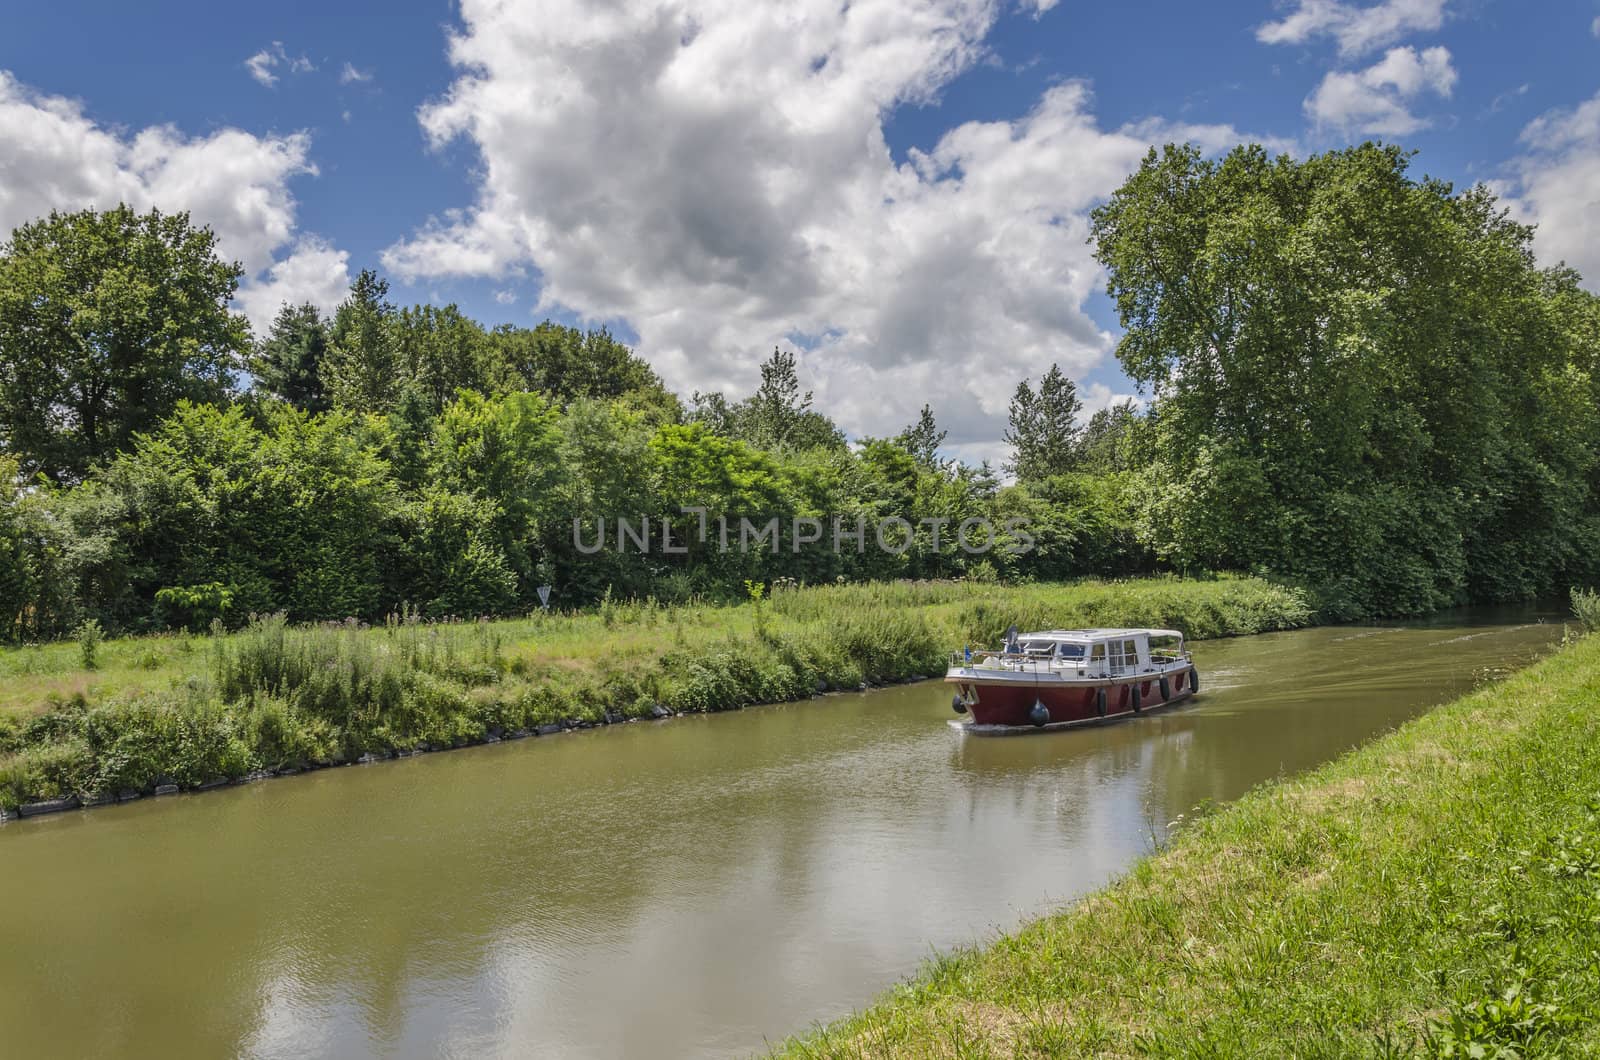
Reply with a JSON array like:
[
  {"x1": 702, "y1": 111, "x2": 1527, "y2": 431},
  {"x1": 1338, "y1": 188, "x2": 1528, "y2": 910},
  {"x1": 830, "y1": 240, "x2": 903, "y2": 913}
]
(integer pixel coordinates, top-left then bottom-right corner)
[{"x1": 1019, "y1": 628, "x2": 1184, "y2": 641}]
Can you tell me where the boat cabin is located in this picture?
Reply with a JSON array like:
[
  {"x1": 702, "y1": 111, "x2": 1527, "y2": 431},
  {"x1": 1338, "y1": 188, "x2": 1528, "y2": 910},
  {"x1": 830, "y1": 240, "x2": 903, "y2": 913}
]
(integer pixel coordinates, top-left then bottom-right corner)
[{"x1": 1007, "y1": 628, "x2": 1186, "y2": 677}]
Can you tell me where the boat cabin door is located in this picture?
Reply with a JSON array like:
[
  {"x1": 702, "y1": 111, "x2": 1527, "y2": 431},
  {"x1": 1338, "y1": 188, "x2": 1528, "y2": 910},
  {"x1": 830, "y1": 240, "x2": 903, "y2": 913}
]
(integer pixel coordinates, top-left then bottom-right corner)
[{"x1": 1107, "y1": 636, "x2": 1143, "y2": 676}]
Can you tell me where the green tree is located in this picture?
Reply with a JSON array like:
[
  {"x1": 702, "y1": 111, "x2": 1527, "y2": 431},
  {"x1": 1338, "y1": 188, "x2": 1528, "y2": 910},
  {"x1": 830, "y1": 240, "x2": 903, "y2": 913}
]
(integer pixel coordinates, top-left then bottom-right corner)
[
  {"x1": 323, "y1": 270, "x2": 400, "y2": 413},
  {"x1": 1076, "y1": 400, "x2": 1140, "y2": 472},
  {"x1": 730, "y1": 347, "x2": 845, "y2": 452},
  {"x1": 432, "y1": 390, "x2": 565, "y2": 595},
  {"x1": 1004, "y1": 364, "x2": 1081, "y2": 483},
  {"x1": 1092, "y1": 141, "x2": 1597, "y2": 614},
  {"x1": 492, "y1": 322, "x2": 681, "y2": 421},
  {"x1": 895, "y1": 404, "x2": 948, "y2": 469},
  {"x1": 0, "y1": 206, "x2": 246, "y2": 482},
  {"x1": 394, "y1": 303, "x2": 495, "y2": 414},
  {"x1": 250, "y1": 302, "x2": 331, "y2": 412}
]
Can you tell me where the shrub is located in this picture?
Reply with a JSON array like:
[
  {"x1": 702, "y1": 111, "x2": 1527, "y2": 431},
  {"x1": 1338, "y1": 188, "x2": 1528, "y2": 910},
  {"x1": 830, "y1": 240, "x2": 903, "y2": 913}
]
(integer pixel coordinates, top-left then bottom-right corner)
[
  {"x1": 75, "y1": 618, "x2": 103, "y2": 670},
  {"x1": 1571, "y1": 586, "x2": 1600, "y2": 634}
]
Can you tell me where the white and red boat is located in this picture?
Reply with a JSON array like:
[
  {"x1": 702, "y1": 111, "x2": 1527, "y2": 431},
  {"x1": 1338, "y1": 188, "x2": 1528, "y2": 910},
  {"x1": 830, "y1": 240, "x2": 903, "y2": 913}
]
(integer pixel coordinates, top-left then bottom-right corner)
[{"x1": 946, "y1": 627, "x2": 1199, "y2": 733}]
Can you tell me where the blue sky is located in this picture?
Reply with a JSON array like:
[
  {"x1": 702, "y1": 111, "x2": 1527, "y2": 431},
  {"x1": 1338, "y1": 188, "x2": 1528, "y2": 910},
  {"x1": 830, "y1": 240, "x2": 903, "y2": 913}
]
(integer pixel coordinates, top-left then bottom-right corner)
[{"x1": 2, "y1": 0, "x2": 1597, "y2": 461}]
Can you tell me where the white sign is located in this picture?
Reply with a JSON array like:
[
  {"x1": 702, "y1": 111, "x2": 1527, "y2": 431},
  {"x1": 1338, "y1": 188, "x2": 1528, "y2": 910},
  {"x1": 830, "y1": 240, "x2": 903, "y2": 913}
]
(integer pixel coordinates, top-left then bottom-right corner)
[{"x1": 536, "y1": 585, "x2": 552, "y2": 609}]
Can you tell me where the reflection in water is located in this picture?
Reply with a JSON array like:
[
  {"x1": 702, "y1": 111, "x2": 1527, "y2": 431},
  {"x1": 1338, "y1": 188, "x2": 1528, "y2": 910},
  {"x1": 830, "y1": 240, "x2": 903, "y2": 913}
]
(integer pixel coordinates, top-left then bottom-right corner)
[{"x1": 0, "y1": 606, "x2": 1563, "y2": 1058}]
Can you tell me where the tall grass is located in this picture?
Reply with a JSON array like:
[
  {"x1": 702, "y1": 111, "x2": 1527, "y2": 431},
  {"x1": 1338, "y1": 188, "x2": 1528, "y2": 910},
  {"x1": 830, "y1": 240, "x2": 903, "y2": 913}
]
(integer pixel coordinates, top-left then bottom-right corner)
[
  {"x1": 1571, "y1": 585, "x2": 1600, "y2": 634},
  {"x1": 0, "y1": 575, "x2": 1313, "y2": 810}
]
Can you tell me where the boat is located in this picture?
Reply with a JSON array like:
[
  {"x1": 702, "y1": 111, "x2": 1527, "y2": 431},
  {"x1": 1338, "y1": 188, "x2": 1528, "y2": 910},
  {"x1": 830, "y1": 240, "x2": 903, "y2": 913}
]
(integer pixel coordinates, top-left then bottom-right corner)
[{"x1": 945, "y1": 627, "x2": 1199, "y2": 733}]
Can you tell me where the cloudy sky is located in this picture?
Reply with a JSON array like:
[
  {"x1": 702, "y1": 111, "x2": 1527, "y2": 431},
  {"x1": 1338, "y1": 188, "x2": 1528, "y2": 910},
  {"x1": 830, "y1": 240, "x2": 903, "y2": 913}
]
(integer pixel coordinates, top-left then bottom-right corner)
[{"x1": 2, "y1": 0, "x2": 1597, "y2": 463}]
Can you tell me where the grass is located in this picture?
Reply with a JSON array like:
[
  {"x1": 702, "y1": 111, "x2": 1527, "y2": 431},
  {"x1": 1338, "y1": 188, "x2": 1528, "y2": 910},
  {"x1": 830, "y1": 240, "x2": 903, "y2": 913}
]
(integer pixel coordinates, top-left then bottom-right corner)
[
  {"x1": 0, "y1": 575, "x2": 1312, "y2": 810},
  {"x1": 773, "y1": 628, "x2": 1600, "y2": 1058}
]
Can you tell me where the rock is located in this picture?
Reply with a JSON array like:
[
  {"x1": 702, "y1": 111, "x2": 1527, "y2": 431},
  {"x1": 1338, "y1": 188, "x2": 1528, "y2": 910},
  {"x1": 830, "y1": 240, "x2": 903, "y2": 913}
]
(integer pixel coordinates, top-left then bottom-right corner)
[
  {"x1": 649, "y1": 703, "x2": 671, "y2": 719},
  {"x1": 117, "y1": 789, "x2": 143, "y2": 803},
  {"x1": 858, "y1": 682, "x2": 868, "y2": 691},
  {"x1": 153, "y1": 784, "x2": 180, "y2": 797},
  {"x1": 536, "y1": 723, "x2": 563, "y2": 736},
  {"x1": 815, "y1": 679, "x2": 828, "y2": 693},
  {"x1": 356, "y1": 752, "x2": 379, "y2": 765},
  {"x1": 484, "y1": 734, "x2": 501, "y2": 744},
  {"x1": 80, "y1": 792, "x2": 115, "y2": 808},
  {"x1": 19, "y1": 795, "x2": 80, "y2": 817},
  {"x1": 506, "y1": 729, "x2": 530, "y2": 739},
  {"x1": 194, "y1": 778, "x2": 229, "y2": 792},
  {"x1": 487, "y1": 725, "x2": 505, "y2": 739},
  {"x1": 277, "y1": 767, "x2": 299, "y2": 777},
  {"x1": 0, "y1": 806, "x2": 16, "y2": 822}
]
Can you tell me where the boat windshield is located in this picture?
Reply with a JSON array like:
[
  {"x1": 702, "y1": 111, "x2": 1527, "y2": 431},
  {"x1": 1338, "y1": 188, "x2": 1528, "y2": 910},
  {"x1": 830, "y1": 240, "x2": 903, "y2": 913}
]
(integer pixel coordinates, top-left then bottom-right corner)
[{"x1": 1017, "y1": 640, "x2": 1087, "y2": 659}]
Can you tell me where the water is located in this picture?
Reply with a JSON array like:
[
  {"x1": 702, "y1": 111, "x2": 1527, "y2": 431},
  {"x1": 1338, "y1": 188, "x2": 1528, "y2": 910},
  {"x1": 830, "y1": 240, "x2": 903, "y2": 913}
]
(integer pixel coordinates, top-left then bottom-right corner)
[{"x1": 0, "y1": 606, "x2": 1564, "y2": 1058}]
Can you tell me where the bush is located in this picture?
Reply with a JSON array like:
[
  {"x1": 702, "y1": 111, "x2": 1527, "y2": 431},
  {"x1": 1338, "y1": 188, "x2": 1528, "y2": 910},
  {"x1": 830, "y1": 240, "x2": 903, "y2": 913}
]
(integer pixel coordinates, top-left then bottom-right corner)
[
  {"x1": 75, "y1": 618, "x2": 103, "y2": 670},
  {"x1": 1572, "y1": 586, "x2": 1600, "y2": 634}
]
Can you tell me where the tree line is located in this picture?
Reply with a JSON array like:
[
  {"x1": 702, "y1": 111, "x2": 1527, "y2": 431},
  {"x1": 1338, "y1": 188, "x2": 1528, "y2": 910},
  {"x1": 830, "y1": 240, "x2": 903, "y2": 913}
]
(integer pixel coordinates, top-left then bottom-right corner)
[{"x1": 2, "y1": 139, "x2": 1598, "y2": 639}]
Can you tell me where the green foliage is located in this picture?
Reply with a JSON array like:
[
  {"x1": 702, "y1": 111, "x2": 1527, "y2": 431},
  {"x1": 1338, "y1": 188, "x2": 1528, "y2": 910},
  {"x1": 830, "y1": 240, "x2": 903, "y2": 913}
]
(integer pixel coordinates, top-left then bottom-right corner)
[
  {"x1": 1571, "y1": 587, "x2": 1600, "y2": 635},
  {"x1": 0, "y1": 206, "x2": 246, "y2": 482},
  {"x1": 8, "y1": 150, "x2": 1600, "y2": 638},
  {"x1": 1093, "y1": 142, "x2": 1600, "y2": 617},
  {"x1": 323, "y1": 269, "x2": 401, "y2": 413},
  {"x1": 74, "y1": 618, "x2": 103, "y2": 670},
  {"x1": 492, "y1": 321, "x2": 682, "y2": 422},
  {"x1": 250, "y1": 302, "x2": 331, "y2": 413},
  {"x1": 689, "y1": 347, "x2": 846, "y2": 452},
  {"x1": 894, "y1": 405, "x2": 948, "y2": 470},
  {"x1": 154, "y1": 582, "x2": 233, "y2": 632},
  {"x1": 1004, "y1": 364, "x2": 1081, "y2": 483}
]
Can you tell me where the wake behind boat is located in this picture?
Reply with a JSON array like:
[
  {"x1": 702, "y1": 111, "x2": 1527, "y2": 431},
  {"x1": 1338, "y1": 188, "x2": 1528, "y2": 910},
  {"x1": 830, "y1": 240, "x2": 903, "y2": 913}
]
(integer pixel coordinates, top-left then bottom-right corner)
[{"x1": 946, "y1": 627, "x2": 1199, "y2": 734}]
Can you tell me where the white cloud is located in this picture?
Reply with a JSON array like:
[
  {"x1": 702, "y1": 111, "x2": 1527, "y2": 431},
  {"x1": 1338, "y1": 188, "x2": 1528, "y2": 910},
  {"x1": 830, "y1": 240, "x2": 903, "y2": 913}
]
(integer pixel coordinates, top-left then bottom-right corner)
[
  {"x1": 494, "y1": 289, "x2": 517, "y2": 305},
  {"x1": 0, "y1": 70, "x2": 341, "y2": 336},
  {"x1": 1592, "y1": 14, "x2": 1600, "y2": 38},
  {"x1": 1304, "y1": 44, "x2": 1456, "y2": 135},
  {"x1": 1257, "y1": 0, "x2": 1447, "y2": 58},
  {"x1": 339, "y1": 62, "x2": 373, "y2": 85},
  {"x1": 1498, "y1": 91, "x2": 1600, "y2": 288},
  {"x1": 384, "y1": 0, "x2": 1263, "y2": 450},
  {"x1": 245, "y1": 49, "x2": 279, "y2": 87},
  {"x1": 244, "y1": 42, "x2": 314, "y2": 88},
  {"x1": 234, "y1": 237, "x2": 352, "y2": 335}
]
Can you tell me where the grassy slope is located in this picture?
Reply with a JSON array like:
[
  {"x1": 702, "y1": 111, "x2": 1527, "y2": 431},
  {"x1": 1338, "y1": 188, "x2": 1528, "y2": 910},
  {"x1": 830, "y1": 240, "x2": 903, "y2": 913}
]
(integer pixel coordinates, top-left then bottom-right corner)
[
  {"x1": 777, "y1": 634, "x2": 1600, "y2": 1058},
  {"x1": 0, "y1": 576, "x2": 1311, "y2": 809},
  {"x1": 0, "y1": 576, "x2": 1306, "y2": 722}
]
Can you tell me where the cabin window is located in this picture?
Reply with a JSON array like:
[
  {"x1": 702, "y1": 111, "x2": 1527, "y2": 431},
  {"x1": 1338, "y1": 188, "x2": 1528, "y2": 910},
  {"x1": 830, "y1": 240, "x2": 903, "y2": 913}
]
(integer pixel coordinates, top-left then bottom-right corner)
[
  {"x1": 1089, "y1": 643, "x2": 1105, "y2": 666},
  {"x1": 1107, "y1": 641, "x2": 1126, "y2": 673},
  {"x1": 1056, "y1": 643, "x2": 1085, "y2": 659},
  {"x1": 1124, "y1": 639, "x2": 1139, "y2": 665}
]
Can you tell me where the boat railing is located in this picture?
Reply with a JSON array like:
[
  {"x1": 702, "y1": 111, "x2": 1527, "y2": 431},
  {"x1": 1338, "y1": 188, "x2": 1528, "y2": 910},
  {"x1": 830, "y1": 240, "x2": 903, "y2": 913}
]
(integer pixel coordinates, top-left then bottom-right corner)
[{"x1": 949, "y1": 648, "x2": 1192, "y2": 676}]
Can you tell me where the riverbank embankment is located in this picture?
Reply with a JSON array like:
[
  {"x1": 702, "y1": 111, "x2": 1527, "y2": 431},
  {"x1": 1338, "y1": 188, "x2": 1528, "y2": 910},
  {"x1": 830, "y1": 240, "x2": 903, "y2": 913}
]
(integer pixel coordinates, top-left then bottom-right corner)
[
  {"x1": 776, "y1": 628, "x2": 1600, "y2": 1057},
  {"x1": 0, "y1": 576, "x2": 1310, "y2": 816}
]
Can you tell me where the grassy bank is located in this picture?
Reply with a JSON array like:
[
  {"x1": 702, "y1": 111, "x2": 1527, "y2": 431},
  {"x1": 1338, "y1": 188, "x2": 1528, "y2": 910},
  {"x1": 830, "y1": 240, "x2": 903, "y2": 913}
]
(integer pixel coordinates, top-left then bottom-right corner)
[
  {"x1": 776, "y1": 630, "x2": 1600, "y2": 1058},
  {"x1": 0, "y1": 575, "x2": 1310, "y2": 811}
]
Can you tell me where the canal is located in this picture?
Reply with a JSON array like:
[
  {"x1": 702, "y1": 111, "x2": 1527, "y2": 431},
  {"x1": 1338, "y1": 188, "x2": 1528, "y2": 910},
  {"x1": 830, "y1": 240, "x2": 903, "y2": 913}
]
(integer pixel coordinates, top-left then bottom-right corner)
[{"x1": 0, "y1": 606, "x2": 1564, "y2": 1057}]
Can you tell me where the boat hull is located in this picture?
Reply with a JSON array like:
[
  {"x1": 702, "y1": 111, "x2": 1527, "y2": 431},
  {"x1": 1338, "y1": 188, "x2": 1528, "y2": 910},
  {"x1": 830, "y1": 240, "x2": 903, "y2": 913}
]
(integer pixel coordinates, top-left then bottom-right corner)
[{"x1": 945, "y1": 667, "x2": 1197, "y2": 731}]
